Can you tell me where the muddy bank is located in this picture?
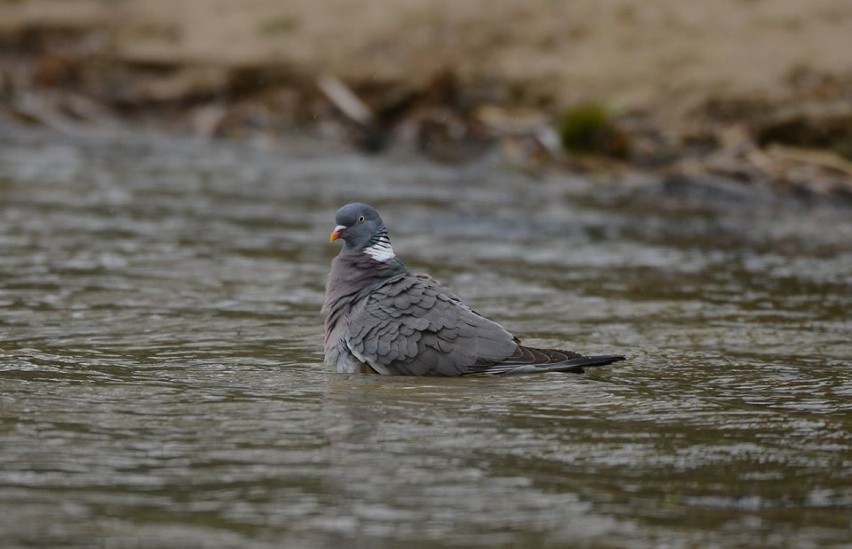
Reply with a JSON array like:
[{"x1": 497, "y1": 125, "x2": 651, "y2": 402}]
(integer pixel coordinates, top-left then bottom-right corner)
[{"x1": 2, "y1": 0, "x2": 852, "y2": 200}]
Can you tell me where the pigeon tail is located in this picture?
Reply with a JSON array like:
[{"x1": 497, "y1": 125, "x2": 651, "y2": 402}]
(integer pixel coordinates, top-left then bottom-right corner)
[
  {"x1": 513, "y1": 354, "x2": 626, "y2": 374},
  {"x1": 467, "y1": 347, "x2": 625, "y2": 375}
]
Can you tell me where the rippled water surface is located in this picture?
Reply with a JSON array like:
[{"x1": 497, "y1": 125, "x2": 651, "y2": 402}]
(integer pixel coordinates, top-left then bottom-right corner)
[{"x1": 1, "y1": 126, "x2": 850, "y2": 548}]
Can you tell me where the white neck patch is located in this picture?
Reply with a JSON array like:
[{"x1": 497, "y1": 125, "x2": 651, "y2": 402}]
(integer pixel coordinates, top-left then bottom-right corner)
[{"x1": 363, "y1": 236, "x2": 395, "y2": 262}]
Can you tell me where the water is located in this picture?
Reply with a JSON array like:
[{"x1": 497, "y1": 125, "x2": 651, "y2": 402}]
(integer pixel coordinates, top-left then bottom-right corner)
[{"x1": 1, "y1": 125, "x2": 850, "y2": 548}]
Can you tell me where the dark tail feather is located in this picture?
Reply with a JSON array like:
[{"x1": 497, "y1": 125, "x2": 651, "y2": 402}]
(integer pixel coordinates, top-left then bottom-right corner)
[
  {"x1": 530, "y1": 354, "x2": 626, "y2": 374},
  {"x1": 470, "y1": 346, "x2": 626, "y2": 375}
]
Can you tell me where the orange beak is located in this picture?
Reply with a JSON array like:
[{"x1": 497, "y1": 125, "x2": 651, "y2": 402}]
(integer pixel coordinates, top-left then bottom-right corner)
[{"x1": 329, "y1": 225, "x2": 347, "y2": 242}]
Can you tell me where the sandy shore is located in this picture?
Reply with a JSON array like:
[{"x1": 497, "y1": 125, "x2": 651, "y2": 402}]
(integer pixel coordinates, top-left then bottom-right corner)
[{"x1": 2, "y1": 0, "x2": 852, "y2": 198}]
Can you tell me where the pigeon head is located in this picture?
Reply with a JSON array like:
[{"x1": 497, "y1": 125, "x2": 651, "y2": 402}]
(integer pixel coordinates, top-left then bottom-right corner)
[{"x1": 329, "y1": 203, "x2": 395, "y2": 261}]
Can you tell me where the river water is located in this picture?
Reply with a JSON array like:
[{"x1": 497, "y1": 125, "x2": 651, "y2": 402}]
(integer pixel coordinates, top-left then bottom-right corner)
[{"x1": 1, "y1": 125, "x2": 850, "y2": 548}]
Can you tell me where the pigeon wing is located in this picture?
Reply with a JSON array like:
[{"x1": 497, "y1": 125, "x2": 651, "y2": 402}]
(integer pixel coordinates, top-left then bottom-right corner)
[{"x1": 345, "y1": 274, "x2": 518, "y2": 376}]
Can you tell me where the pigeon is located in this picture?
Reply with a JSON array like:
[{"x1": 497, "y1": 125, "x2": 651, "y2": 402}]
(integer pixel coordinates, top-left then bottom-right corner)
[{"x1": 323, "y1": 202, "x2": 625, "y2": 376}]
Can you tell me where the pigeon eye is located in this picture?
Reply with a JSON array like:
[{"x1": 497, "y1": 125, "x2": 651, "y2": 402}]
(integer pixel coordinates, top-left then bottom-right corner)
[{"x1": 357, "y1": 215, "x2": 366, "y2": 223}]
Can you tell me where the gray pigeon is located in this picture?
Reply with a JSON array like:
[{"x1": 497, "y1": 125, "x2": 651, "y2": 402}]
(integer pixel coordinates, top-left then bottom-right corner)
[{"x1": 323, "y1": 202, "x2": 625, "y2": 376}]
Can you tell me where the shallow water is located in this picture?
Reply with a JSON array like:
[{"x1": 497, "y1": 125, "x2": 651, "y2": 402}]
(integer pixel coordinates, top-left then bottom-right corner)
[{"x1": 0, "y1": 126, "x2": 850, "y2": 548}]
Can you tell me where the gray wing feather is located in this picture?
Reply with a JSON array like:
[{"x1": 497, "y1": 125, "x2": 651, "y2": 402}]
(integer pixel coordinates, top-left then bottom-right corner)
[{"x1": 346, "y1": 274, "x2": 517, "y2": 376}]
